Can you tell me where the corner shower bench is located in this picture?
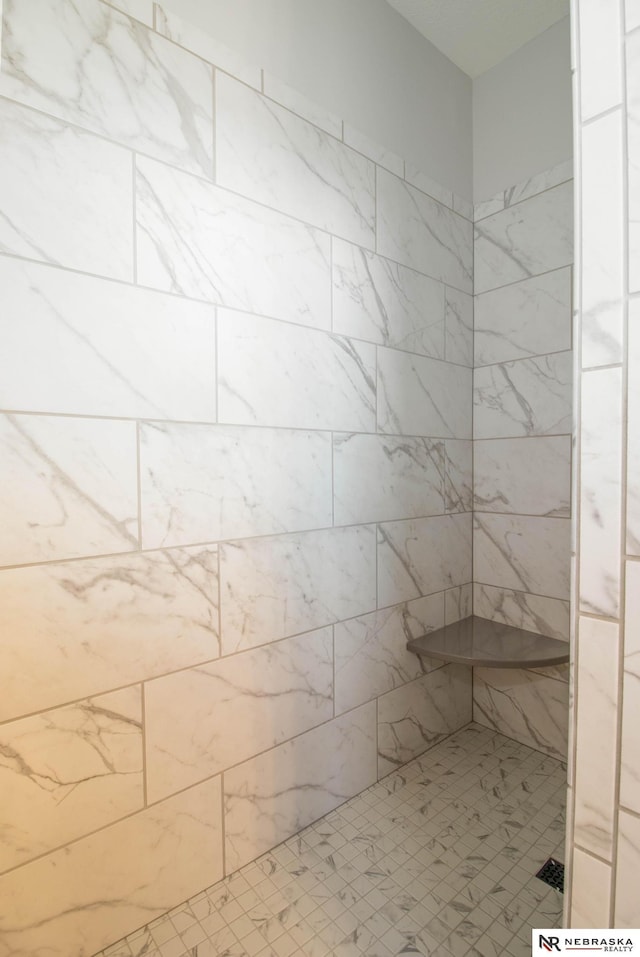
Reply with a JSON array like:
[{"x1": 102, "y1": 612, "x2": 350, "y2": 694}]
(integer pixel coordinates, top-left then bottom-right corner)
[{"x1": 407, "y1": 615, "x2": 570, "y2": 669}]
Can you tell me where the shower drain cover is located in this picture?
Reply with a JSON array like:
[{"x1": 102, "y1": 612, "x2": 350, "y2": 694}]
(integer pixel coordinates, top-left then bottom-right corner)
[{"x1": 536, "y1": 857, "x2": 565, "y2": 893}]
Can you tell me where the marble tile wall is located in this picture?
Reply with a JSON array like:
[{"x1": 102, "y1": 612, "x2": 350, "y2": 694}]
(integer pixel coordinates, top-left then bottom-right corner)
[
  {"x1": 565, "y1": 0, "x2": 640, "y2": 931},
  {"x1": 0, "y1": 0, "x2": 475, "y2": 952},
  {"x1": 472, "y1": 162, "x2": 573, "y2": 758}
]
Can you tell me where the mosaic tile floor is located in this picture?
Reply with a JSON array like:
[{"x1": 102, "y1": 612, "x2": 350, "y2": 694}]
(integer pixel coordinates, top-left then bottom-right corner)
[{"x1": 97, "y1": 724, "x2": 566, "y2": 957}]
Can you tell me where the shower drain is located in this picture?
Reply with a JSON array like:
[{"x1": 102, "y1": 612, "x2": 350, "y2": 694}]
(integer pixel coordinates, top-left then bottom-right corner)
[{"x1": 535, "y1": 857, "x2": 565, "y2": 893}]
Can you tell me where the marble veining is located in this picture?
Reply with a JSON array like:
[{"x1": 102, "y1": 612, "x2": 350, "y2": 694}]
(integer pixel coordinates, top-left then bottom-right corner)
[
  {"x1": 333, "y1": 432, "x2": 444, "y2": 525},
  {"x1": 224, "y1": 703, "x2": 377, "y2": 872},
  {"x1": 155, "y1": 4, "x2": 261, "y2": 89},
  {"x1": 136, "y1": 156, "x2": 332, "y2": 327},
  {"x1": 377, "y1": 513, "x2": 472, "y2": 607},
  {"x1": 378, "y1": 347, "x2": 472, "y2": 439},
  {"x1": 0, "y1": 687, "x2": 143, "y2": 874},
  {"x1": 334, "y1": 594, "x2": 445, "y2": 714},
  {"x1": 0, "y1": 257, "x2": 216, "y2": 421},
  {"x1": 139, "y1": 422, "x2": 332, "y2": 549},
  {"x1": 1, "y1": 0, "x2": 214, "y2": 176},
  {"x1": 444, "y1": 440, "x2": 473, "y2": 514},
  {"x1": 0, "y1": 546, "x2": 220, "y2": 721},
  {"x1": 474, "y1": 181, "x2": 573, "y2": 295},
  {"x1": 473, "y1": 584, "x2": 570, "y2": 642},
  {"x1": 0, "y1": 413, "x2": 138, "y2": 567},
  {"x1": 263, "y1": 72, "x2": 342, "y2": 137},
  {"x1": 474, "y1": 268, "x2": 572, "y2": 367},
  {"x1": 216, "y1": 73, "x2": 376, "y2": 248},
  {"x1": 219, "y1": 525, "x2": 377, "y2": 653},
  {"x1": 444, "y1": 286, "x2": 473, "y2": 367},
  {"x1": 0, "y1": 98, "x2": 133, "y2": 279},
  {"x1": 445, "y1": 583, "x2": 473, "y2": 625},
  {"x1": 343, "y1": 123, "x2": 404, "y2": 177},
  {"x1": 473, "y1": 352, "x2": 573, "y2": 439},
  {"x1": 377, "y1": 665, "x2": 472, "y2": 776},
  {"x1": 332, "y1": 238, "x2": 446, "y2": 358},
  {"x1": 579, "y1": 368, "x2": 622, "y2": 618},
  {"x1": 144, "y1": 629, "x2": 334, "y2": 803},
  {"x1": 473, "y1": 668, "x2": 568, "y2": 760},
  {"x1": 217, "y1": 309, "x2": 376, "y2": 432},
  {"x1": 377, "y1": 168, "x2": 473, "y2": 293},
  {"x1": 581, "y1": 111, "x2": 624, "y2": 368},
  {"x1": 473, "y1": 513, "x2": 571, "y2": 602},
  {"x1": 474, "y1": 436, "x2": 571, "y2": 517}
]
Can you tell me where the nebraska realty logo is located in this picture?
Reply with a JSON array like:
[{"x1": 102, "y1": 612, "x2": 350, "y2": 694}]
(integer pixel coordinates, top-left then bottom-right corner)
[{"x1": 533, "y1": 930, "x2": 640, "y2": 954}]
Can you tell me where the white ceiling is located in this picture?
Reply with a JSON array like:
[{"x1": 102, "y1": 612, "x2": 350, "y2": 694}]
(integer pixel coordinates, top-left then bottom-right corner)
[{"x1": 386, "y1": 0, "x2": 570, "y2": 78}]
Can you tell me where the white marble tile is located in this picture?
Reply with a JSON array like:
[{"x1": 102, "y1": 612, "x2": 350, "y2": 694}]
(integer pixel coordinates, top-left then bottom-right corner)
[
  {"x1": 377, "y1": 665, "x2": 472, "y2": 776},
  {"x1": 216, "y1": 73, "x2": 375, "y2": 247},
  {"x1": 570, "y1": 848, "x2": 612, "y2": 928},
  {"x1": 377, "y1": 513, "x2": 472, "y2": 607},
  {"x1": 1, "y1": 0, "x2": 214, "y2": 177},
  {"x1": 0, "y1": 778, "x2": 223, "y2": 957},
  {"x1": 474, "y1": 268, "x2": 572, "y2": 367},
  {"x1": 473, "y1": 668, "x2": 568, "y2": 760},
  {"x1": 145, "y1": 629, "x2": 333, "y2": 803},
  {"x1": 343, "y1": 124, "x2": 404, "y2": 176},
  {"x1": 579, "y1": 368, "x2": 622, "y2": 618},
  {"x1": 473, "y1": 352, "x2": 573, "y2": 439},
  {"x1": 0, "y1": 546, "x2": 219, "y2": 721},
  {"x1": 101, "y1": 0, "x2": 152, "y2": 25},
  {"x1": 474, "y1": 182, "x2": 573, "y2": 295},
  {"x1": 219, "y1": 525, "x2": 376, "y2": 653},
  {"x1": 0, "y1": 414, "x2": 137, "y2": 567},
  {"x1": 445, "y1": 583, "x2": 472, "y2": 625},
  {"x1": 627, "y1": 0, "x2": 640, "y2": 31},
  {"x1": 404, "y1": 163, "x2": 453, "y2": 209},
  {"x1": 629, "y1": 30, "x2": 640, "y2": 294},
  {"x1": 155, "y1": 5, "x2": 261, "y2": 89},
  {"x1": 224, "y1": 703, "x2": 377, "y2": 871},
  {"x1": 0, "y1": 687, "x2": 143, "y2": 874},
  {"x1": 573, "y1": 616, "x2": 619, "y2": 861},
  {"x1": 581, "y1": 110, "x2": 624, "y2": 367},
  {"x1": 444, "y1": 440, "x2": 473, "y2": 513},
  {"x1": 217, "y1": 310, "x2": 375, "y2": 431},
  {"x1": 0, "y1": 98, "x2": 133, "y2": 280},
  {"x1": 578, "y1": 0, "x2": 623, "y2": 120},
  {"x1": 0, "y1": 258, "x2": 216, "y2": 420},
  {"x1": 621, "y1": 561, "x2": 640, "y2": 813},
  {"x1": 136, "y1": 156, "x2": 331, "y2": 327},
  {"x1": 474, "y1": 436, "x2": 571, "y2": 517},
  {"x1": 474, "y1": 195, "x2": 504, "y2": 222},
  {"x1": 628, "y1": 253, "x2": 640, "y2": 554},
  {"x1": 614, "y1": 810, "x2": 640, "y2": 928},
  {"x1": 504, "y1": 161, "x2": 573, "y2": 207},
  {"x1": 378, "y1": 348, "x2": 472, "y2": 438},
  {"x1": 333, "y1": 433, "x2": 444, "y2": 525},
  {"x1": 473, "y1": 514, "x2": 571, "y2": 601},
  {"x1": 139, "y1": 423, "x2": 331, "y2": 549},
  {"x1": 377, "y1": 169, "x2": 473, "y2": 292},
  {"x1": 473, "y1": 585, "x2": 570, "y2": 641},
  {"x1": 444, "y1": 287, "x2": 473, "y2": 367},
  {"x1": 334, "y1": 594, "x2": 445, "y2": 714},
  {"x1": 332, "y1": 239, "x2": 445, "y2": 358},
  {"x1": 453, "y1": 194, "x2": 474, "y2": 221},
  {"x1": 263, "y1": 72, "x2": 342, "y2": 137}
]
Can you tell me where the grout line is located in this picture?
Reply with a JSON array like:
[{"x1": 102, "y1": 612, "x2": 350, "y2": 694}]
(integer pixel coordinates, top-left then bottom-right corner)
[
  {"x1": 136, "y1": 420, "x2": 143, "y2": 547},
  {"x1": 141, "y1": 682, "x2": 148, "y2": 808},
  {"x1": 475, "y1": 263, "x2": 573, "y2": 300}
]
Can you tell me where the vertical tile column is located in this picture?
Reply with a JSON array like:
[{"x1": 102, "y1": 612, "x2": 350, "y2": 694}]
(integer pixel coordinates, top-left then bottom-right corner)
[
  {"x1": 471, "y1": 168, "x2": 574, "y2": 759},
  {"x1": 567, "y1": 0, "x2": 640, "y2": 929}
]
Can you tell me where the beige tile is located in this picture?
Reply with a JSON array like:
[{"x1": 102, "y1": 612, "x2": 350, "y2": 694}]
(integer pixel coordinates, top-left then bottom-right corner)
[
  {"x1": 614, "y1": 810, "x2": 640, "y2": 928},
  {"x1": 570, "y1": 847, "x2": 611, "y2": 928},
  {"x1": 145, "y1": 630, "x2": 333, "y2": 802},
  {"x1": 621, "y1": 561, "x2": 640, "y2": 812},
  {"x1": 0, "y1": 778, "x2": 223, "y2": 956},
  {"x1": 0, "y1": 546, "x2": 219, "y2": 721},
  {"x1": 0, "y1": 688, "x2": 143, "y2": 874}
]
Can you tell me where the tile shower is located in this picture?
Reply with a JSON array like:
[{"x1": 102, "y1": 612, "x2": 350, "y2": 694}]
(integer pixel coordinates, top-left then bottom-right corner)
[{"x1": 5, "y1": 0, "x2": 634, "y2": 952}]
